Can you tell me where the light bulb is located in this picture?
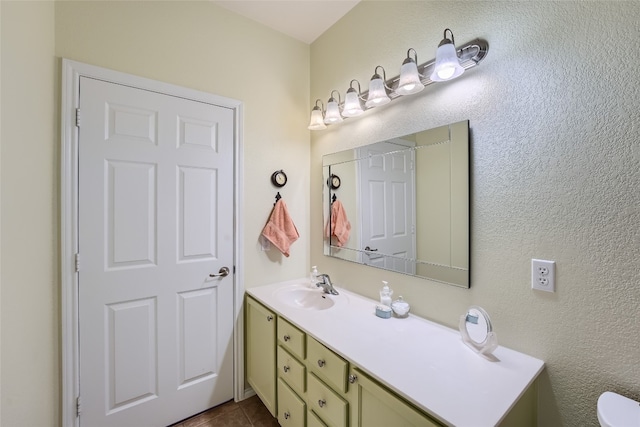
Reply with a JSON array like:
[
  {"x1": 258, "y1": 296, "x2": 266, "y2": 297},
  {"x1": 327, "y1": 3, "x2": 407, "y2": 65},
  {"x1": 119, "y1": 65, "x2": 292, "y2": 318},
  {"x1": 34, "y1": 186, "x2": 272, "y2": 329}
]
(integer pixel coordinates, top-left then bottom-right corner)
[
  {"x1": 396, "y1": 50, "x2": 424, "y2": 96},
  {"x1": 436, "y1": 66, "x2": 456, "y2": 80},
  {"x1": 308, "y1": 107, "x2": 326, "y2": 130},
  {"x1": 430, "y1": 30, "x2": 465, "y2": 82},
  {"x1": 324, "y1": 95, "x2": 343, "y2": 124},
  {"x1": 366, "y1": 68, "x2": 391, "y2": 108},
  {"x1": 342, "y1": 87, "x2": 364, "y2": 117}
]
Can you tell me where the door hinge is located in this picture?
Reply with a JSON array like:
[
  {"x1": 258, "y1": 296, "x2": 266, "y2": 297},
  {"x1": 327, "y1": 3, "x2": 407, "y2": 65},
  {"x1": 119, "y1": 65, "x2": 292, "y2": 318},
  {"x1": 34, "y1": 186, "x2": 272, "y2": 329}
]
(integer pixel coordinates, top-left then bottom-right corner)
[
  {"x1": 76, "y1": 396, "x2": 82, "y2": 417},
  {"x1": 75, "y1": 253, "x2": 81, "y2": 272},
  {"x1": 233, "y1": 265, "x2": 236, "y2": 274},
  {"x1": 75, "y1": 108, "x2": 81, "y2": 127}
]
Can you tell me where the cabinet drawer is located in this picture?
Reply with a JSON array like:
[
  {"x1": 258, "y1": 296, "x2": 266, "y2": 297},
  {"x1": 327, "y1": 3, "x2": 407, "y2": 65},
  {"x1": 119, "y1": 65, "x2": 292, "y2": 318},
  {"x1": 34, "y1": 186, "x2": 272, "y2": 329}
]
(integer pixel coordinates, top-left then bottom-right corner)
[
  {"x1": 307, "y1": 336, "x2": 348, "y2": 393},
  {"x1": 308, "y1": 409, "x2": 328, "y2": 427},
  {"x1": 278, "y1": 317, "x2": 306, "y2": 359},
  {"x1": 277, "y1": 345, "x2": 306, "y2": 396},
  {"x1": 278, "y1": 378, "x2": 306, "y2": 427},
  {"x1": 307, "y1": 373, "x2": 348, "y2": 427}
]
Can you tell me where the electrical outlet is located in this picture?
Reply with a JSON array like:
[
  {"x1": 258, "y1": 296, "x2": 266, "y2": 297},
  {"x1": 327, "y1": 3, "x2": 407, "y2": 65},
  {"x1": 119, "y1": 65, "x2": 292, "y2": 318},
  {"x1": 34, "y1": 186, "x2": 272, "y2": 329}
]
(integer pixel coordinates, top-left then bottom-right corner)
[{"x1": 531, "y1": 259, "x2": 555, "y2": 292}]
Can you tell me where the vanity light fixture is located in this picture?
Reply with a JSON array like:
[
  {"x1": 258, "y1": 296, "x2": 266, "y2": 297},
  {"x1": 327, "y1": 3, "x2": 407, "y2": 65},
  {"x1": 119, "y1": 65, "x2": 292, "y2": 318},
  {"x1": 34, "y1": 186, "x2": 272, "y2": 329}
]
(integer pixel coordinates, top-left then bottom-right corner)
[
  {"x1": 396, "y1": 48, "x2": 425, "y2": 96},
  {"x1": 342, "y1": 80, "x2": 365, "y2": 117},
  {"x1": 307, "y1": 30, "x2": 489, "y2": 130},
  {"x1": 365, "y1": 66, "x2": 391, "y2": 108},
  {"x1": 324, "y1": 90, "x2": 343, "y2": 124},
  {"x1": 430, "y1": 29, "x2": 465, "y2": 82},
  {"x1": 307, "y1": 99, "x2": 327, "y2": 130}
]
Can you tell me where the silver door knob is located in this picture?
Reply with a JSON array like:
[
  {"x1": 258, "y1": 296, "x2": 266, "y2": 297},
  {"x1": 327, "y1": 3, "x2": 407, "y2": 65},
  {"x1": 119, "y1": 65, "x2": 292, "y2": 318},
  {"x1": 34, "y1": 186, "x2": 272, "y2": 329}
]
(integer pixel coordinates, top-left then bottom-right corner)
[
  {"x1": 318, "y1": 399, "x2": 326, "y2": 408},
  {"x1": 209, "y1": 267, "x2": 230, "y2": 278}
]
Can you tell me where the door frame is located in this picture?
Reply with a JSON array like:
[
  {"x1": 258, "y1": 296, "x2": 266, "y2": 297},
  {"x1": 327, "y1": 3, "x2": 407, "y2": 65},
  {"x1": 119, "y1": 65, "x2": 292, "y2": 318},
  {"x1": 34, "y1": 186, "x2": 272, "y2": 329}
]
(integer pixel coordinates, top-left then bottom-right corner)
[{"x1": 60, "y1": 59, "x2": 245, "y2": 427}]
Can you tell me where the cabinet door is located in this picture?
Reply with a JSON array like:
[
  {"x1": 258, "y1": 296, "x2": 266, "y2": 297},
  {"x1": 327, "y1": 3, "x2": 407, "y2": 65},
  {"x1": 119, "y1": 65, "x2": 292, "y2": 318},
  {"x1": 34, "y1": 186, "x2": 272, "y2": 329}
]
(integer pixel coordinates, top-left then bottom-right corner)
[
  {"x1": 352, "y1": 369, "x2": 442, "y2": 427},
  {"x1": 246, "y1": 297, "x2": 277, "y2": 416}
]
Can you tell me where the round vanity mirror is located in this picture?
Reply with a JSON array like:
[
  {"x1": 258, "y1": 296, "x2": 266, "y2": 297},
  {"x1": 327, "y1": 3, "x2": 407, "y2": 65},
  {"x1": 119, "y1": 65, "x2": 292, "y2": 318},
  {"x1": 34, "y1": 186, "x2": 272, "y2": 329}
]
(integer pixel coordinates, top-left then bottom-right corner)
[
  {"x1": 466, "y1": 306, "x2": 491, "y2": 343},
  {"x1": 459, "y1": 306, "x2": 498, "y2": 356}
]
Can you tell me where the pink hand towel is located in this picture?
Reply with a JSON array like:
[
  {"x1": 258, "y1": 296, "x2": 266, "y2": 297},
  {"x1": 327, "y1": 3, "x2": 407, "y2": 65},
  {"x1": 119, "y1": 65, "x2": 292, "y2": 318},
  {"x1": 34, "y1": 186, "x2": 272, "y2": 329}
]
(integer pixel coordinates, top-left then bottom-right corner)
[
  {"x1": 325, "y1": 200, "x2": 351, "y2": 247},
  {"x1": 261, "y1": 199, "x2": 299, "y2": 257}
]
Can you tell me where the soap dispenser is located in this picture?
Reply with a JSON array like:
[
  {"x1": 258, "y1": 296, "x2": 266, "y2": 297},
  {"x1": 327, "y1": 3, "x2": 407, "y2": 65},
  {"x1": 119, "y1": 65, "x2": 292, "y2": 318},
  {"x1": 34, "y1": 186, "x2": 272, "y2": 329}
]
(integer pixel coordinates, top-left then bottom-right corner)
[
  {"x1": 310, "y1": 266, "x2": 319, "y2": 288},
  {"x1": 379, "y1": 281, "x2": 393, "y2": 306}
]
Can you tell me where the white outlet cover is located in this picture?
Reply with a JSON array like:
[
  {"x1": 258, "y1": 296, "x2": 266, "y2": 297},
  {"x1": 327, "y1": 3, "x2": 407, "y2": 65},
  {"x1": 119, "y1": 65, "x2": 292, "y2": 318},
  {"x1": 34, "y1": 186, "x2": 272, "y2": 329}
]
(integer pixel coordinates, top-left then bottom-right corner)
[{"x1": 531, "y1": 259, "x2": 556, "y2": 292}]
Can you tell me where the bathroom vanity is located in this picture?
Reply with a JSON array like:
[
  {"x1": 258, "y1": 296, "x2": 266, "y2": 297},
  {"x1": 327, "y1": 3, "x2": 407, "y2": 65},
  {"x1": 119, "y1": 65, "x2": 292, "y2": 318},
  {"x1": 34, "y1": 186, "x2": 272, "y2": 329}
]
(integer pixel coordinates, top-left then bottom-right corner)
[{"x1": 246, "y1": 279, "x2": 544, "y2": 427}]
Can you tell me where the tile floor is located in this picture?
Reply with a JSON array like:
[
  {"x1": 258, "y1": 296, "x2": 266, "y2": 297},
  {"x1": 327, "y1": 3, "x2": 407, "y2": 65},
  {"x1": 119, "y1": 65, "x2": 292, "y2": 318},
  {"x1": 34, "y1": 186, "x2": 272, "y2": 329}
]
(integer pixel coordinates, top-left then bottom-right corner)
[{"x1": 169, "y1": 395, "x2": 279, "y2": 427}]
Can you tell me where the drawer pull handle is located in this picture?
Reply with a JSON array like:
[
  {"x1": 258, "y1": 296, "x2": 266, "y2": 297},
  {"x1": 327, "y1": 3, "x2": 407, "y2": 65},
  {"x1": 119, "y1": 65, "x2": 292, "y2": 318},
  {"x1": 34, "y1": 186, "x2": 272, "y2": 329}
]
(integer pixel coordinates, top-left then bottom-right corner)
[
  {"x1": 283, "y1": 365, "x2": 290, "y2": 373},
  {"x1": 284, "y1": 412, "x2": 290, "y2": 420},
  {"x1": 318, "y1": 399, "x2": 326, "y2": 408},
  {"x1": 283, "y1": 334, "x2": 290, "y2": 342},
  {"x1": 317, "y1": 359, "x2": 325, "y2": 368},
  {"x1": 349, "y1": 374, "x2": 358, "y2": 384},
  {"x1": 266, "y1": 315, "x2": 273, "y2": 321}
]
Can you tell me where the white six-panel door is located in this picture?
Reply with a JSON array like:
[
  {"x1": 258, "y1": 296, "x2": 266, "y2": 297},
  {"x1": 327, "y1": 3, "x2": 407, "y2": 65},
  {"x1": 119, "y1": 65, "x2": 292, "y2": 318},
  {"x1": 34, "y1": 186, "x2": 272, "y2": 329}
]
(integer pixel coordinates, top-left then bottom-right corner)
[
  {"x1": 78, "y1": 76, "x2": 234, "y2": 427},
  {"x1": 358, "y1": 141, "x2": 416, "y2": 274}
]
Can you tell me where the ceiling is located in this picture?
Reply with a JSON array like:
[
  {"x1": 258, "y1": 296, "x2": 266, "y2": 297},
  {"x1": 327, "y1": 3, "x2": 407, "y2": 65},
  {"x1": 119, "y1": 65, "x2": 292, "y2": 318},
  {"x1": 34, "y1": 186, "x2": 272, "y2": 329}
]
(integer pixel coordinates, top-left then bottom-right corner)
[{"x1": 212, "y1": 0, "x2": 360, "y2": 44}]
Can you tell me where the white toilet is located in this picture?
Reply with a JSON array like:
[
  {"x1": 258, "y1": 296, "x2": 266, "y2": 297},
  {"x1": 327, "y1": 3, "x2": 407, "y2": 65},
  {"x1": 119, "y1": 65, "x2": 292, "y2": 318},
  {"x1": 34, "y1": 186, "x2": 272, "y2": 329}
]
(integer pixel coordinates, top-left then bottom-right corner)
[{"x1": 597, "y1": 391, "x2": 640, "y2": 427}]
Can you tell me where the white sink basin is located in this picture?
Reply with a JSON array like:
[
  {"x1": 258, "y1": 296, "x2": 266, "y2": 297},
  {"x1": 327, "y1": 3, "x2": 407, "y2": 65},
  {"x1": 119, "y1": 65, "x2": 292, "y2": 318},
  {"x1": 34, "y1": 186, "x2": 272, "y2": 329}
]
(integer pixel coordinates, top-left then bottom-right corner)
[{"x1": 274, "y1": 285, "x2": 342, "y2": 310}]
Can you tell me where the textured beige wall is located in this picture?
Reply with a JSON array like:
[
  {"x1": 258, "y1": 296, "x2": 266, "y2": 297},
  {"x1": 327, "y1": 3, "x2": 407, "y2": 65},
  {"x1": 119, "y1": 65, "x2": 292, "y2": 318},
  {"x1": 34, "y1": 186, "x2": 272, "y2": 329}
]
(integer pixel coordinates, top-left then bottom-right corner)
[
  {"x1": 1, "y1": 2, "x2": 58, "y2": 426},
  {"x1": 1, "y1": 1, "x2": 309, "y2": 426},
  {"x1": 310, "y1": 2, "x2": 640, "y2": 426}
]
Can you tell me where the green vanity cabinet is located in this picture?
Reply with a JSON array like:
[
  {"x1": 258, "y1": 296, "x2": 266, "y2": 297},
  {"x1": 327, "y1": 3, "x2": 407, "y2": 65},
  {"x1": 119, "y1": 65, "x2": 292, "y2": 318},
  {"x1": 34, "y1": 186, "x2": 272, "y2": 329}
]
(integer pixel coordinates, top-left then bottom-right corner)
[
  {"x1": 245, "y1": 297, "x2": 277, "y2": 417},
  {"x1": 246, "y1": 297, "x2": 445, "y2": 426}
]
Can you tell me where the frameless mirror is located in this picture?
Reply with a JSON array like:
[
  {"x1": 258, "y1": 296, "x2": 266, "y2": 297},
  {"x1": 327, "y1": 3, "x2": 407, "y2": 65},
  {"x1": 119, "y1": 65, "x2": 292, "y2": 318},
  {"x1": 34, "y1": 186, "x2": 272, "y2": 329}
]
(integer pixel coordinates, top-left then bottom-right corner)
[{"x1": 322, "y1": 120, "x2": 469, "y2": 287}]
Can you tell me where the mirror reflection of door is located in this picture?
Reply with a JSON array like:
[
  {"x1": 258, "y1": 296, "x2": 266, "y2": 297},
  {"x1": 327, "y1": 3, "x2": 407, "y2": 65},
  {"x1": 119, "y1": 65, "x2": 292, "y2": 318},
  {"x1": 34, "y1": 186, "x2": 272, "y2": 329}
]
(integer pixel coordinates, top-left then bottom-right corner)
[
  {"x1": 357, "y1": 139, "x2": 416, "y2": 274},
  {"x1": 322, "y1": 120, "x2": 469, "y2": 288}
]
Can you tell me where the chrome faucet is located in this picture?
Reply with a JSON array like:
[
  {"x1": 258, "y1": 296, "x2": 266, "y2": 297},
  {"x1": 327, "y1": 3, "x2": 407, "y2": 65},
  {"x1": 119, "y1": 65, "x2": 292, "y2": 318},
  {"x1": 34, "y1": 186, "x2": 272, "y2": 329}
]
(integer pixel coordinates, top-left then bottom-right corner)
[{"x1": 316, "y1": 273, "x2": 339, "y2": 295}]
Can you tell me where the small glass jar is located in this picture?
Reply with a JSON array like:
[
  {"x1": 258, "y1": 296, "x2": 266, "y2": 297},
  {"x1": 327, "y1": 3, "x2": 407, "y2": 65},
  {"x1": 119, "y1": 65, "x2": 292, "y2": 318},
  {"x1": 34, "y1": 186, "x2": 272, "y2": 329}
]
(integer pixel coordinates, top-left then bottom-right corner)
[{"x1": 391, "y1": 296, "x2": 410, "y2": 318}]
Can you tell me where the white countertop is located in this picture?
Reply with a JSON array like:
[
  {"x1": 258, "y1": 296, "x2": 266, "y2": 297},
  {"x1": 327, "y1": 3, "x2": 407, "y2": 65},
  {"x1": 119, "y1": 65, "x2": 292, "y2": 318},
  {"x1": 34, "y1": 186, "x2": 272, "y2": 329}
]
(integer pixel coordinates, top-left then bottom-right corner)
[{"x1": 247, "y1": 278, "x2": 545, "y2": 427}]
